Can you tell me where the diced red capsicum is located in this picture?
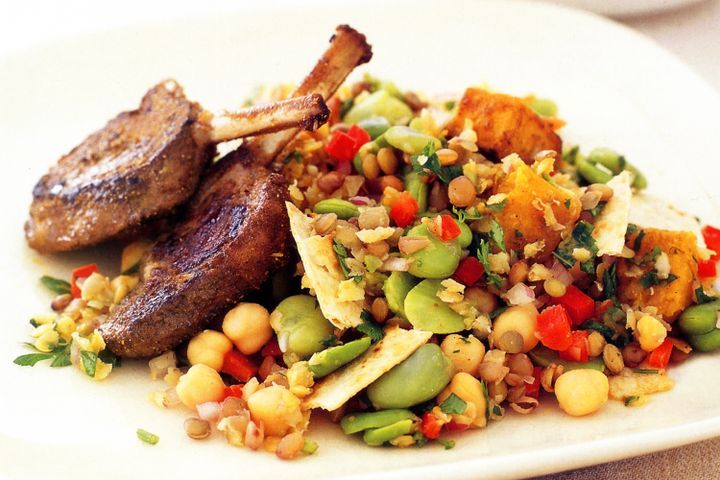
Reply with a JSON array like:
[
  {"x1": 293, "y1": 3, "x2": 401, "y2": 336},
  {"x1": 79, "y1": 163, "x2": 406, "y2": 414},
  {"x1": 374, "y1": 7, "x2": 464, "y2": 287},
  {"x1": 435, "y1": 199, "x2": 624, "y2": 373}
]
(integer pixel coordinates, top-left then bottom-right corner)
[
  {"x1": 698, "y1": 259, "x2": 717, "y2": 279},
  {"x1": 221, "y1": 350, "x2": 258, "y2": 383},
  {"x1": 646, "y1": 338, "x2": 674, "y2": 369},
  {"x1": 702, "y1": 225, "x2": 720, "y2": 260},
  {"x1": 70, "y1": 263, "x2": 98, "y2": 298},
  {"x1": 390, "y1": 191, "x2": 419, "y2": 227},
  {"x1": 223, "y1": 384, "x2": 244, "y2": 399},
  {"x1": 260, "y1": 338, "x2": 282, "y2": 357},
  {"x1": 552, "y1": 285, "x2": 595, "y2": 326},
  {"x1": 453, "y1": 256, "x2": 485, "y2": 286},
  {"x1": 324, "y1": 125, "x2": 370, "y2": 163},
  {"x1": 559, "y1": 330, "x2": 590, "y2": 363},
  {"x1": 537, "y1": 305, "x2": 573, "y2": 351},
  {"x1": 420, "y1": 412, "x2": 443, "y2": 440},
  {"x1": 438, "y1": 215, "x2": 461, "y2": 241},
  {"x1": 525, "y1": 366, "x2": 543, "y2": 399},
  {"x1": 445, "y1": 420, "x2": 470, "y2": 432}
]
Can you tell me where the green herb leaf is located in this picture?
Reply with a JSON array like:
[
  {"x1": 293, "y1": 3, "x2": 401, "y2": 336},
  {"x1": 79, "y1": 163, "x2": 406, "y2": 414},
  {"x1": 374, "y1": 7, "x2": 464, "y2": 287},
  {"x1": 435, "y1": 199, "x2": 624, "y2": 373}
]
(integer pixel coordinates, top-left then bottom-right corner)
[
  {"x1": 489, "y1": 219, "x2": 506, "y2": 253},
  {"x1": 633, "y1": 368, "x2": 659, "y2": 375},
  {"x1": 514, "y1": 229, "x2": 524, "y2": 238},
  {"x1": 282, "y1": 150, "x2": 303, "y2": 165},
  {"x1": 695, "y1": 286, "x2": 716, "y2": 304},
  {"x1": 638, "y1": 246, "x2": 662, "y2": 266},
  {"x1": 589, "y1": 202, "x2": 606, "y2": 217},
  {"x1": 439, "y1": 393, "x2": 467, "y2": 415},
  {"x1": 413, "y1": 432, "x2": 428, "y2": 447},
  {"x1": 50, "y1": 344, "x2": 71, "y2": 368},
  {"x1": 136, "y1": 428, "x2": 160, "y2": 445},
  {"x1": 476, "y1": 240, "x2": 503, "y2": 288},
  {"x1": 321, "y1": 335, "x2": 339, "y2": 348},
  {"x1": 486, "y1": 198, "x2": 508, "y2": 213},
  {"x1": 411, "y1": 143, "x2": 462, "y2": 184},
  {"x1": 578, "y1": 321, "x2": 615, "y2": 342},
  {"x1": 358, "y1": 311, "x2": 384, "y2": 343},
  {"x1": 438, "y1": 438, "x2": 456, "y2": 450},
  {"x1": 639, "y1": 272, "x2": 678, "y2": 289},
  {"x1": 633, "y1": 229, "x2": 646, "y2": 251},
  {"x1": 340, "y1": 99, "x2": 355, "y2": 118},
  {"x1": 602, "y1": 263, "x2": 618, "y2": 301},
  {"x1": 626, "y1": 224, "x2": 639, "y2": 235},
  {"x1": 333, "y1": 239, "x2": 353, "y2": 279},
  {"x1": 80, "y1": 350, "x2": 98, "y2": 377},
  {"x1": 554, "y1": 221, "x2": 598, "y2": 274},
  {"x1": 40, "y1": 276, "x2": 71, "y2": 295},
  {"x1": 99, "y1": 349, "x2": 122, "y2": 368},
  {"x1": 13, "y1": 353, "x2": 53, "y2": 366},
  {"x1": 451, "y1": 206, "x2": 483, "y2": 224},
  {"x1": 444, "y1": 100, "x2": 456, "y2": 111},
  {"x1": 624, "y1": 395, "x2": 639, "y2": 406}
]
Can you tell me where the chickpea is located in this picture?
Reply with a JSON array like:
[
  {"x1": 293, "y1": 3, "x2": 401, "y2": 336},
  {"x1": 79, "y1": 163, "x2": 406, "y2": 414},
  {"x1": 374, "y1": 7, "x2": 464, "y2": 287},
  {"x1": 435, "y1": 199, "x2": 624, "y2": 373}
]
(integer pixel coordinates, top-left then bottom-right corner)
[
  {"x1": 507, "y1": 353, "x2": 534, "y2": 377},
  {"x1": 465, "y1": 287, "x2": 498, "y2": 314},
  {"x1": 247, "y1": 385, "x2": 304, "y2": 437},
  {"x1": 176, "y1": 364, "x2": 226, "y2": 409},
  {"x1": 222, "y1": 303, "x2": 273, "y2": 355},
  {"x1": 587, "y1": 331, "x2": 606, "y2": 358},
  {"x1": 543, "y1": 278, "x2": 567, "y2": 298},
  {"x1": 491, "y1": 304, "x2": 539, "y2": 353},
  {"x1": 554, "y1": 369, "x2": 609, "y2": 416},
  {"x1": 440, "y1": 334, "x2": 486, "y2": 375},
  {"x1": 437, "y1": 372, "x2": 487, "y2": 428},
  {"x1": 636, "y1": 314, "x2": 667, "y2": 352},
  {"x1": 187, "y1": 330, "x2": 233, "y2": 371},
  {"x1": 447, "y1": 176, "x2": 476, "y2": 207}
]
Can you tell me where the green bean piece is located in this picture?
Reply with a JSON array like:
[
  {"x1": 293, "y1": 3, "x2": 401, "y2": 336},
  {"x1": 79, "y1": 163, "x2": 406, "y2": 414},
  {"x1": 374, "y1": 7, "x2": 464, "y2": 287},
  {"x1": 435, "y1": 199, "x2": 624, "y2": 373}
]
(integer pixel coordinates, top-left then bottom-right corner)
[
  {"x1": 689, "y1": 329, "x2": 720, "y2": 352},
  {"x1": 588, "y1": 148, "x2": 625, "y2": 174},
  {"x1": 403, "y1": 224, "x2": 461, "y2": 278},
  {"x1": 529, "y1": 97, "x2": 558, "y2": 117},
  {"x1": 340, "y1": 409, "x2": 416, "y2": 435},
  {"x1": 404, "y1": 279, "x2": 466, "y2": 333},
  {"x1": 384, "y1": 126, "x2": 442, "y2": 155},
  {"x1": 313, "y1": 198, "x2": 360, "y2": 220},
  {"x1": 575, "y1": 157, "x2": 613, "y2": 184},
  {"x1": 270, "y1": 295, "x2": 335, "y2": 363},
  {"x1": 367, "y1": 344, "x2": 453, "y2": 409},
  {"x1": 343, "y1": 90, "x2": 413, "y2": 125},
  {"x1": 308, "y1": 337, "x2": 372, "y2": 378},
  {"x1": 358, "y1": 116, "x2": 390, "y2": 140},
  {"x1": 405, "y1": 171, "x2": 428, "y2": 213},
  {"x1": 625, "y1": 164, "x2": 648, "y2": 189},
  {"x1": 678, "y1": 300, "x2": 720, "y2": 336},
  {"x1": 382, "y1": 271, "x2": 419, "y2": 320},
  {"x1": 457, "y1": 221, "x2": 472, "y2": 248},
  {"x1": 362, "y1": 419, "x2": 414, "y2": 446},
  {"x1": 529, "y1": 346, "x2": 605, "y2": 372}
]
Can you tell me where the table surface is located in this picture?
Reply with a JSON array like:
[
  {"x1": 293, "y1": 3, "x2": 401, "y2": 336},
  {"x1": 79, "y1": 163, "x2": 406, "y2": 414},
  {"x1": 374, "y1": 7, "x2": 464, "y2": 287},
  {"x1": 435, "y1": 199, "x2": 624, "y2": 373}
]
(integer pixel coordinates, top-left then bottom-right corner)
[{"x1": 1, "y1": 1, "x2": 718, "y2": 478}]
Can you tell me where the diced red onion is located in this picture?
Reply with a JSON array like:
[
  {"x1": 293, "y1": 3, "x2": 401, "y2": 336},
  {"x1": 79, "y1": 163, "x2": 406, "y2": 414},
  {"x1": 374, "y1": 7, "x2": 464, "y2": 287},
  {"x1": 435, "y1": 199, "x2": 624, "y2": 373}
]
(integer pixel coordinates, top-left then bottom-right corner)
[
  {"x1": 349, "y1": 196, "x2": 371, "y2": 206},
  {"x1": 550, "y1": 259, "x2": 573, "y2": 286},
  {"x1": 196, "y1": 401, "x2": 221, "y2": 421},
  {"x1": 504, "y1": 282, "x2": 535, "y2": 305}
]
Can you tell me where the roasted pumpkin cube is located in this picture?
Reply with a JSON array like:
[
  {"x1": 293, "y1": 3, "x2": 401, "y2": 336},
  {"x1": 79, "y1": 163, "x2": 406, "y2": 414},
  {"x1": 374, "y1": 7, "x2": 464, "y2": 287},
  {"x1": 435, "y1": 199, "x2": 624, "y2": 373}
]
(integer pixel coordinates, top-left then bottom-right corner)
[
  {"x1": 447, "y1": 88, "x2": 562, "y2": 162},
  {"x1": 618, "y1": 228, "x2": 700, "y2": 321},
  {"x1": 493, "y1": 163, "x2": 581, "y2": 259}
]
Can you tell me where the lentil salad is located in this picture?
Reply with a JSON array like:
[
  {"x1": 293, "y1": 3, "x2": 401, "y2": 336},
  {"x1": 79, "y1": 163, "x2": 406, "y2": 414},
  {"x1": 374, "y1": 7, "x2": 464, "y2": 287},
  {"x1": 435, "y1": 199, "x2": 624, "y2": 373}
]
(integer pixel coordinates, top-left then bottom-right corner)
[{"x1": 16, "y1": 73, "x2": 720, "y2": 459}]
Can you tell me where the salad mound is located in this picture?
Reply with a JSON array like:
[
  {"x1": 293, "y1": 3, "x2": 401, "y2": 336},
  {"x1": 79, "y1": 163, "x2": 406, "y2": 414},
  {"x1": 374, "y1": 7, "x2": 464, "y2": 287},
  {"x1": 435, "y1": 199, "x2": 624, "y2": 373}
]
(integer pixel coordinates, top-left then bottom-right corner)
[{"x1": 16, "y1": 74, "x2": 720, "y2": 459}]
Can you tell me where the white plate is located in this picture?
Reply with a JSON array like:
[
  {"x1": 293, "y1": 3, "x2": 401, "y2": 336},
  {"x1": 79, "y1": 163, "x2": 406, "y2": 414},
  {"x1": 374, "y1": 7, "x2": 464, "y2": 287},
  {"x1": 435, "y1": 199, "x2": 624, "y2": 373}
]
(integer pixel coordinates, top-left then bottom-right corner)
[
  {"x1": 538, "y1": 0, "x2": 705, "y2": 18},
  {"x1": 1, "y1": 1, "x2": 719, "y2": 479}
]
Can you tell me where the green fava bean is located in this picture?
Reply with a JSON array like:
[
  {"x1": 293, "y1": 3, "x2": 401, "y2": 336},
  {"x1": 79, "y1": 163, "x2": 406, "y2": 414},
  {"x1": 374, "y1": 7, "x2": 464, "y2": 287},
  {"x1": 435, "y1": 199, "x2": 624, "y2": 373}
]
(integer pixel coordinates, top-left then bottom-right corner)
[
  {"x1": 384, "y1": 126, "x2": 442, "y2": 155},
  {"x1": 679, "y1": 300, "x2": 720, "y2": 336},
  {"x1": 308, "y1": 337, "x2": 372, "y2": 378},
  {"x1": 529, "y1": 346, "x2": 605, "y2": 372},
  {"x1": 358, "y1": 116, "x2": 390, "y2": 140},
  {"x1": 529, "y1": 97, "x2": 558, "y2": 117},
  {"x1": 343, "y1": 90, "x2": 413, "y2": 125},
  {"x1": 362, "y1": 419, "x2": 414, "y2": 447},
  {"x1": 404, "y1": 279, "x2": 466, "y2": 333},
  {"x1": 457, "y1": 221, "x2": 472, "y2": 248},
  {"x1": 405, "y1": 171, "x2": 428, "y2": 212},
  {"x1": 588, "y1": 147, "x2": 647, "y2": 189},
  {"x1": 340, "y1": 409, "x2": 416, "y2": 434},
  {"x1": 404, "y1": 224, "x2": 461, "y2": 278},
  {"x1": 313, "y1": 198, "x2": 359, "y2": 220},
  {"x1": 383, "y1": 271, "x2": 419, "y2": 320},
  {"x1": 575, "y1": 157, "x2": 613, "y2": 184},
  {"x1": 689, "y1": 329, "x2": 720, "y2": 352},
  {"x1": 270, "y1": 295, "x2": 334, "y2": 361},
  {"x1": 367, "y1": 344, "x2": 453, "y2": 409}
]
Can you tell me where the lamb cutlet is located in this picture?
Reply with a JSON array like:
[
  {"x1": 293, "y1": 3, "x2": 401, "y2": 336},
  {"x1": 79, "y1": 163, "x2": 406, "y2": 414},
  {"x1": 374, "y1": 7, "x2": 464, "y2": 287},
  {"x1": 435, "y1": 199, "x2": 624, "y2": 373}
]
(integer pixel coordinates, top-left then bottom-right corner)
[
  {"x1": 26, "y1": 80, "x2": 329, "y2": 253},
  {"x1": 101, "y1": 25, "x2": 373, "y2": 358}
]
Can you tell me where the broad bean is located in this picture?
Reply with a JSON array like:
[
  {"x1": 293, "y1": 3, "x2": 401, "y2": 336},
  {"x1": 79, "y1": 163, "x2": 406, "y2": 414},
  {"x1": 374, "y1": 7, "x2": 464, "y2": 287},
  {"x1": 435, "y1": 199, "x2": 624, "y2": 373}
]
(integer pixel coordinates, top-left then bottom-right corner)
[
  {"x1": 343, "y1": 90, "x2": 413, "y2": 125},
  {"x1": 384, "y1": 126, "x2": 441, "y2": 155},
  {"x1": 405, "y1": 171, "x2": 428, "y2": 212},
  {"x1": 308, "y1": 337, "x2": 371, "y2": 378},
  {"x1": 403, "y1": 224, "x2": 461, "y2": 278},
  {"x1": 404, "y1": 279, "x2": 465, "y2": 333},
  {"x1": 313, "y1": 198, "x2": 360, "y2": 220},
  {"x1": 269, "y1": 295, "x2": 334, "y2": 363},
  {"x1": 340, "y1": 409, "x2": 416, "y2": 434}
]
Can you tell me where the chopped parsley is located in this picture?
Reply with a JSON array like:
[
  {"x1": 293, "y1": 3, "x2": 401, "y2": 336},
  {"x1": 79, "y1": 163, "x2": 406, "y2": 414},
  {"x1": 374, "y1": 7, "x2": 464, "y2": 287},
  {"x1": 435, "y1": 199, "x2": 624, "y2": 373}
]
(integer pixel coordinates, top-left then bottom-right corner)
[
  {"x1": 411, "y1": 143, "x2": 463, "y2": 184},
  {"x1": 633, "y1": 229, "x2": 646, "y2": 251},
  {"x1": 638, "y1": 246, "x2": 662, "y2": 266},
  {"x1": 452, "y1": 206, "x2": 483, "y2": 223},
  {"x1": 602, "y1": 263, "x2": 618, "y2": 301},
  {"x1": 564, "y1": 198, "x2": 572, "y2": 209},
  {"x1": 514, "y1": 229, "x2": 524, "y2": 238},
  {"x1": 589, "y1": 201, "x2": 606, "y2": 217},
  {"x1": 358, "y1": 310, "x2": 384, "y2": 342},
  {"x1": 579, "y1": 321, "x2": 615, "y2": 342},
  {"x1": 438, "y1": 438, "x2": 456, "y2": 450},
  {"x1": 489, "y1": 219, "x2": 506, "y2": 253},
  {"x1": 624, "y1": 396, "x2": 640, "y2": 406},
  {"x1": 695, "y1": 286, "x2": 717, "y2": 304},
  {"x1": 340, "y1": 98, "x2": 355, "y2": 118},
  {"x1": 634, "y1": 368, "x2": 659, "y2": 375},
  {"x1": 80, "y1": 350, "x2": 99, "y2": 377},
  {"x1": 439, "y1": 393, "x2": 467, "y2": 415},
  {"x1": 486, "y1": 198, "x2": 508, "y2": 213},
  {"x1": 136, "y1": 428, "x2": 160, "y2": 445},
  {"x1": 14, "y1": 342, "x2": 71, "y2": 368},
  {"x1": 413, "y1": 432, "x2": 428, "y2": 447},
  {"x1": 639, "y1": 271, "x2": 678, "y2": 289},
  {"x1": 282, "y1": 150, "x2": 303, "y2": 165},
  {"x1": 332, "y1": 239, "x2": 361, "y2": 282},
  {"x1": 554, "y1": 221, "x2": 598, "y2": 274},
  {"x1": 39, "y1": 275, "x2": 71, "y2": 295},
  {"x1": 477, "y1": 240, "x2": 503, "y2": 288},
  {"x1": 444, "y1": 100, "x2": 456, "y2": 111},
  {"x1": 626, "y1": 223, "x2": 639, "y2": 235}
]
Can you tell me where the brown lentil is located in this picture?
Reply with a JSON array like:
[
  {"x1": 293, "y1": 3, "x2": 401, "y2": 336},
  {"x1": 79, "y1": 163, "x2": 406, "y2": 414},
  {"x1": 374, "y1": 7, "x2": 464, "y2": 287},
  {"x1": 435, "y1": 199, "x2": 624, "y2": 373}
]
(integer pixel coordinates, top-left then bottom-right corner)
[
  {"x1": 371, "y1": 297, "x2": 389, "y2": 323},
  {"x1": 622, "y1": 344, "x2": 647, "y2": 368},
  {"x1": 448, "y1": 175, "x2": 476, "y2": 207},
  {"x1": 362, "y1": 153, "x2": 381, "y2": 180},
  {"x1": 507, "y1": 353, "x2": 534, "y2": 377},
  {"x1": 496, "y1": 330, "x2": 524, "y2": 354},
  {"x1": 477, "y1": 361, "x2": 508, "y2": 384},
  {"x1": 508, "y1": 261, "x2": 529, "y2": 286},
  {"x1": 507, "y1": 385, "x2": 526, "y2": 403},
  {"x1": 587, "y1": 331, "x2": 607, "y2": 357},
  {"x1": 379, "y1": 175, "x2": 404, "y2": 192},
  {"x1": 465, "y1": 287, "x2": 498, "y2": 314},
  {"x1": 603, "y1": 344, "x2": 625, "y2": 374},
  {"x1": 436, "y1": 148, "x2": 459, "y2": 166},
  {"x1": 504, "y1": 372, "x2": 524, "y2": 387},
  {"x1": 377, "y1": 148, "x2": 399, "y2": 175},
  {"x1": 51, "y1": 293, "x2": 72, "y2": 312},
  {"x1": 184, "y1": 417, "x2": 211, "y2": 440},
  {"x1": 540, "y1": 364, "x2": 564, "y2": 392},
  {"x1": 403, "y1": 91, "x2": 426, "y2": 111},
  {"x1": 428, "y1": 182, "x2": 449, "y2": 212},
  {"x1": 317, "y1": 171, "x2": 345, "y2": 193}
]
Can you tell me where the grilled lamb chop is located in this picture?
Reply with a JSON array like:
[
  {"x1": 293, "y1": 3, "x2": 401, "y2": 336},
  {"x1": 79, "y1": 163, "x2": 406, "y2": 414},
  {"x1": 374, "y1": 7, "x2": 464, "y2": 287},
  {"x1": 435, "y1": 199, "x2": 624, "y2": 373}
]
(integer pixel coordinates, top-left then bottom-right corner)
[
  {"x1": 101, "y1": 25, "x2": 372, "y2": 358},
  {"x1": 26, "y1": 81, "x2": 329, "y2": 253}
]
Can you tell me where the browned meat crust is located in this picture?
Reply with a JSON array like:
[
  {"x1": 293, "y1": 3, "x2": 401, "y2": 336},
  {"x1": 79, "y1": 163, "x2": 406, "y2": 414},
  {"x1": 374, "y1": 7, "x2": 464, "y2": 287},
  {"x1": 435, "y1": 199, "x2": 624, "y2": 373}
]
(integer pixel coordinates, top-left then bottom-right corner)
[
  {"x1": 100, "y1": 150, "x2": 290, "y2": 358},
  {"x1": 26, "y1": 80, "x2": 212, "y2": 253}
]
